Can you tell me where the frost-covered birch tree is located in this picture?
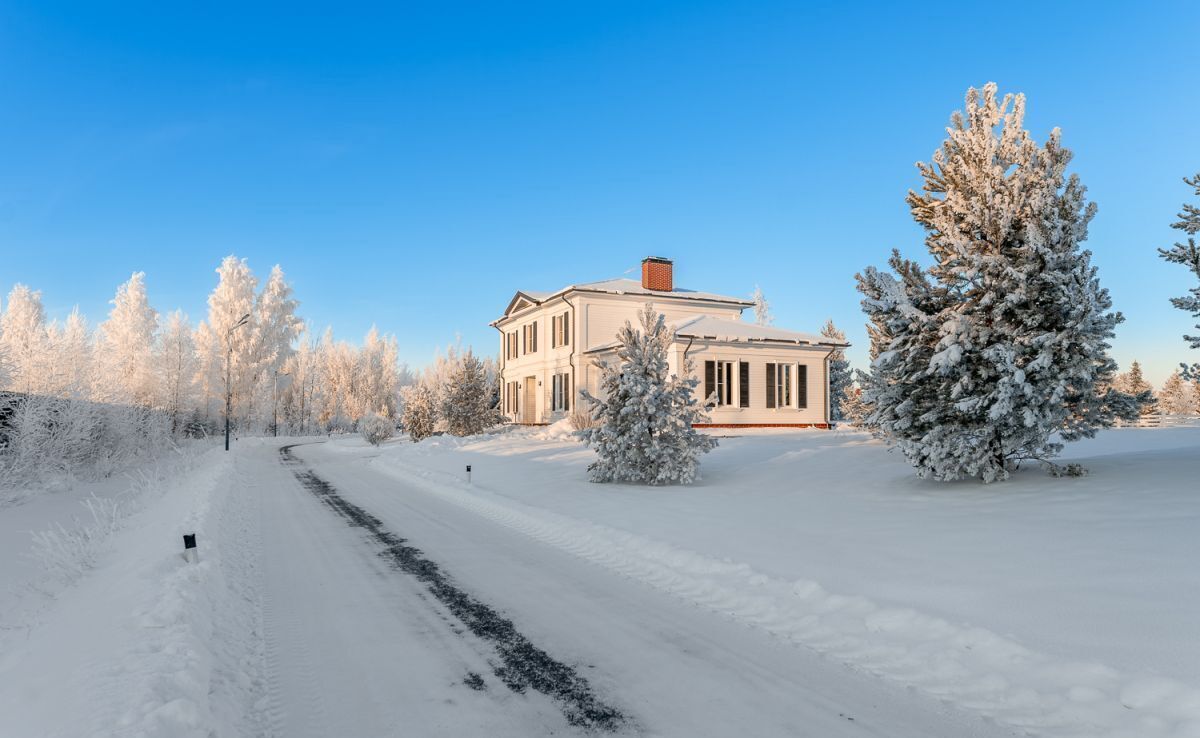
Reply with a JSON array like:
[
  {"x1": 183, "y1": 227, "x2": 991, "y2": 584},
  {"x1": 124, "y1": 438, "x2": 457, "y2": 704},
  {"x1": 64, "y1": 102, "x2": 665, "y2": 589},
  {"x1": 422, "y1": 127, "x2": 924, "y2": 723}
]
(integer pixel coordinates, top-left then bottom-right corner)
[
  {"x1": 156, "y1": 310, "x2": 199, "y2": 434},
  {"x1": 1157, "y1": 172, "x2": 1200, "y2": 379},
  {"x1": 856, "y1": 83, "x2": 1142, "y2": 482},
  {"x1": 96, "y1": 272, "x2": 158, "y2": 406},
  {"x1": 751, "y1": 286, "x2": 774, "y2": 326},
  {"x1": 580, "y1": 303, "x2": 716, "y2": 485},
  {"x1": 0, "y1": 284, "x2": 48, "y2": 394}
]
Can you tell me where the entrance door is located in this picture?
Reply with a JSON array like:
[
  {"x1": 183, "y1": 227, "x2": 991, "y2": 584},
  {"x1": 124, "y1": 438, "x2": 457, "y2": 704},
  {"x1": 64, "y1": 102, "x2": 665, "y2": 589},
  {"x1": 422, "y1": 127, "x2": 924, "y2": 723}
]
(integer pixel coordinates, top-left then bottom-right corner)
[{"x1": 523, "y1": 376, "x2": 537, "y2": 423}]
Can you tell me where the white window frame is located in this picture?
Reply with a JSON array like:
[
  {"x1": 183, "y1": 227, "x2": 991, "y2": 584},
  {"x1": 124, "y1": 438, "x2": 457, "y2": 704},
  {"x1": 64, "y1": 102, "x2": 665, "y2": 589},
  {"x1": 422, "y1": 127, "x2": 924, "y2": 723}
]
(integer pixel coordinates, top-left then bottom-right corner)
[
  {"x1": 773, "y1": 362, "x2": 791, "y2": 408},
  {"x1": 715, "y1": 360, "x2": 734, "y2": 407}
]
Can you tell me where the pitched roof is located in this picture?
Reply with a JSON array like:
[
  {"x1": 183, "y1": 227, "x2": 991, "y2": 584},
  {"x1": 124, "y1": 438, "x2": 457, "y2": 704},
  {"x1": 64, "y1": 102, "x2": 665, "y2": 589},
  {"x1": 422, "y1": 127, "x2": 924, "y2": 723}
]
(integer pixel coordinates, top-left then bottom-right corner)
[{"x1": 495, "y1": 277, "x2": 753, "y2": 322}]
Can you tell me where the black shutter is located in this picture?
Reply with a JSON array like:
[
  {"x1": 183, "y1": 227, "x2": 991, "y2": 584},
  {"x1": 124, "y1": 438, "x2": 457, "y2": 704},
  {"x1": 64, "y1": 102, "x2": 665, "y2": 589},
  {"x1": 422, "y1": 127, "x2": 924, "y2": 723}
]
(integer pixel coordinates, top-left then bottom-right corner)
[
  {"x1": 797, "y1": 364, "x2": 808, "y2": 409},
  {"x1": 563, "y1": 311, "x2": 570, "y2": 346},
  {"x1": 739, "y1": 361, "x2": 749, "y2": 408},
  {"x1": 532, "y1": 322, "x2": 538, "y2": 352},
  {"x1": 766, "y1": 364, "x2": 776, "y2": 408},
  {"x1": 564, "y1": 374, "x2": 570, "y2": 411},
  {"x1": 704, "y1": 361, "x2": 715, "y2": 406}
]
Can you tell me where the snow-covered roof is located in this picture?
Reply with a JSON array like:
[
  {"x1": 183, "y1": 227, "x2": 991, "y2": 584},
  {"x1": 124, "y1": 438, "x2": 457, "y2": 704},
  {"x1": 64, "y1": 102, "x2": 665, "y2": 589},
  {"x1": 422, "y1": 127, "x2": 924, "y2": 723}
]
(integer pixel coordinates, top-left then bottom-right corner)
[
  {"x1": 496, "y1": 278, "x2": 753, "y2": 322},
  {"x1": 672, "y1": 316, "x2": 846, "y2": 347},
  {"x1": 582, "y1": 317, "x2": 849, "y2": 353}
]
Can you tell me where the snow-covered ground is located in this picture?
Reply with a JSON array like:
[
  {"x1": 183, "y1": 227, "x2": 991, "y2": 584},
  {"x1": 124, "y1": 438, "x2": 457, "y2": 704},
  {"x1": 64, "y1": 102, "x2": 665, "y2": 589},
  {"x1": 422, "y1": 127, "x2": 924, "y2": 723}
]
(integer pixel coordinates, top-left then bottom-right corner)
[
  {"x1": 362, "y1": 424, "x2": 1200, "y2": 738},
  {"x1": 1, "y1": 426, "x2": 1196, "y2": 737}
]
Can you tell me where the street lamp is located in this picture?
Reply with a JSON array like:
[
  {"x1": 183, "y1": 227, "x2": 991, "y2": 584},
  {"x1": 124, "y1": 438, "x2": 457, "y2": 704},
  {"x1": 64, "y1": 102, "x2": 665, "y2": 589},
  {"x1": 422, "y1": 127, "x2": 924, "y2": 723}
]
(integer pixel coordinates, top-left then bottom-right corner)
[
  {"x1": 225, "y1": 313, "x2": 250, "y2": 452},
  {"x1": 273, "y1": 369, "x2": 290, "y2": 438}
]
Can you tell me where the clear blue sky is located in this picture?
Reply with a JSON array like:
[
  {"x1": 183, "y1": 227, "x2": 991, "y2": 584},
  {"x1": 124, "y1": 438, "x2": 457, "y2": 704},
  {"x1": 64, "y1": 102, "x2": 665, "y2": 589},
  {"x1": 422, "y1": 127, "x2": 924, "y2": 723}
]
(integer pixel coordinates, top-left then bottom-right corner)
[{"x1": 2, "y1": 1, "x2": 1198, "y2": 384}]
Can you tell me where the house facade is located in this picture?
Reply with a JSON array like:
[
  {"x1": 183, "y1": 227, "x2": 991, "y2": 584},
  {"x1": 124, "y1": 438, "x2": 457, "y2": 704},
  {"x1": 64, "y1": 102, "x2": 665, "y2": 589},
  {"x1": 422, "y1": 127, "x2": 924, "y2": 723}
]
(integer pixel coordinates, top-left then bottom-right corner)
[{"x1": 491, "y1": 257, "x2": 848, "y2": 428}]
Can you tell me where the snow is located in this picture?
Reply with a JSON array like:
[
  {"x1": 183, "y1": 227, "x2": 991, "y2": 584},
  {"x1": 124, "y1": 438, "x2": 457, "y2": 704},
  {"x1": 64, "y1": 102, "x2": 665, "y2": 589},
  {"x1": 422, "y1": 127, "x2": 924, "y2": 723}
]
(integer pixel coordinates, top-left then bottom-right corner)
[
  {"x1": 671, "y1": 314, "x2": 836, "y2": 345},
  {"x1": 1, "y1": 426, "x2": 1195, "y2": 737},
  {"x1": 362, "y1": 425, "x2": 1200, "y2": 737}
]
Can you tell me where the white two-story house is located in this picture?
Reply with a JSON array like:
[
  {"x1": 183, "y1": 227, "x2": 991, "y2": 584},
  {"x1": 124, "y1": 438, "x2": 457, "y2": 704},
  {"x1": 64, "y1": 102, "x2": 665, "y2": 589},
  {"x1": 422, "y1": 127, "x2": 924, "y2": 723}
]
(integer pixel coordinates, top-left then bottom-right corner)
[{"x1": 491, "y1": 257, "x2": 849, "y2": 428}]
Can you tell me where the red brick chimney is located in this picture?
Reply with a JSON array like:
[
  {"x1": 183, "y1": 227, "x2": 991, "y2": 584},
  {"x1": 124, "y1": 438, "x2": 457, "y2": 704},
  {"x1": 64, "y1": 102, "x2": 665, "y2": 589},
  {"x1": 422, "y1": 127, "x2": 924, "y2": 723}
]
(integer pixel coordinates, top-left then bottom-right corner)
[{"x1": 641, "y1": 257, "x2": 673, "y2": 291}]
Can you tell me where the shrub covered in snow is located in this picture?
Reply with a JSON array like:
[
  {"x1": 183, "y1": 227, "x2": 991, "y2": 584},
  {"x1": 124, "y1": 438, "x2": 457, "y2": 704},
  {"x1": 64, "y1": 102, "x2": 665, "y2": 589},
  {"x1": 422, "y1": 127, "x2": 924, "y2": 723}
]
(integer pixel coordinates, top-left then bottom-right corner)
[
  {"x1": 580, "y1": 303, "x2": 716, "y2": 485},
  {"x1": 856, "y1": 83, "x2": 1144, "y2": 482},
  {"x1": 358, "y1": 412, "x2": 395, "y2": 446}
]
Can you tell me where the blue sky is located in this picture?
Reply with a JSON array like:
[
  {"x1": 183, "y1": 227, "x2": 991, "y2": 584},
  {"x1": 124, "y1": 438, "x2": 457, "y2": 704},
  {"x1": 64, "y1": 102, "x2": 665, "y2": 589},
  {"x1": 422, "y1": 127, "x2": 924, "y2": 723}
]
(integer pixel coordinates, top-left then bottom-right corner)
[{"x1": 2, "y1": 1, "x2": 1198, "y2": 384}]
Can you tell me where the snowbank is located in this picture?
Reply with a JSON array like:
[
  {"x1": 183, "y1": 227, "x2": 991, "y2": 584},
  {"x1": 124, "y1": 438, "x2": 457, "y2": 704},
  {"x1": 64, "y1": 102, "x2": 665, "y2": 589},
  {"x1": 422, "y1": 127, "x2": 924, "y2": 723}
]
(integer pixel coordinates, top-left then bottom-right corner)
[
  {"x1": 363, "y1": 426, "x2": 1200, "y2": 738},
  {"x1": 0, "y1": 441, "x2": 265, "y2": 737}
]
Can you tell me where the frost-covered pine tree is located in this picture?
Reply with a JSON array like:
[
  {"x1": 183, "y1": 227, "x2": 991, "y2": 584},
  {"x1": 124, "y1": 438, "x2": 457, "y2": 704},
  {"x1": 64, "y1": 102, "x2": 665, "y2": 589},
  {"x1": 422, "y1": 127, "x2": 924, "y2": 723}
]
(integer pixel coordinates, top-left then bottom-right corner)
[
  {"x1": 1158, "y1": 172, "x2": 1200, "y2": 379},
  {"x1": 1115, "y1": 360, "x2": 1155, "y2": 415},
  {"x1": 1158, "y1": 371, "x2": 1198, "y2": 415},
  {"x1": 751, "y1": 286, "x2": 774, "y2": 326},
  {"x1": 580, "y1": 303, "x2": 717, "y2": 485},
  {"x1": 820, "y1": 319, "x2": 852, "y2": 421},
  {"x1": 856, "y1": 83, "x2": 1142, "y2": 482},
  {"x1": 401, "y1": 383, "x2": 437, "y2": 442},
  {"x1": 440, "y1": 349, "x2": 500, "y2": 436}
]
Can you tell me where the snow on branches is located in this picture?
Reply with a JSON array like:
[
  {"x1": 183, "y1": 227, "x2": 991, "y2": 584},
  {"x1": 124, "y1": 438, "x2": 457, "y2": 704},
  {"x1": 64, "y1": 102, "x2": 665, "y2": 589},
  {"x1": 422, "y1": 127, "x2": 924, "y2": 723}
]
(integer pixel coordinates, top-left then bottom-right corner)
[
  {"x1": 580, "y1": 303, "x2": 716, "y2": 485},
  {"x1": 1157, "y1": 172, "x2": 1200, "y2": 379},
  {"x1": 856, "y1": 83, "x2": 1144, "y2": 483}
]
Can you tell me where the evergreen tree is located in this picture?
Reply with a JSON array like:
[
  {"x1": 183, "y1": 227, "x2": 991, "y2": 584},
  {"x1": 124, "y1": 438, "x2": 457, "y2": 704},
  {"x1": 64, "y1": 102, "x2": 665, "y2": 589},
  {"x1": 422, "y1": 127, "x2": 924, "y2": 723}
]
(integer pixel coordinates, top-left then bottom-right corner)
[
  {"x1": 751, "y1": 286, "x2": 774, "y2": 326},
  {"x1": 856, "y1": 83, "x2": 1141, "y2": 482},
  {"x1": 1157, "y1": 172, "x2": 1200, "y2": 379},
  {"x1": 440, "y1": 349, "x2": 500, "y2": 436},
  {"x1": 1158, "y1": 371, "x2": 1198, "y2": 415},
  {"x1": 820, "y1": 319, "x2": 852, "y2": 421},
  {"x1": 401, "y1": 383, "x2": 437, "y2": 442},
  {"x1": 580, "y1": 303, "x2": 717, "y2": 485}
]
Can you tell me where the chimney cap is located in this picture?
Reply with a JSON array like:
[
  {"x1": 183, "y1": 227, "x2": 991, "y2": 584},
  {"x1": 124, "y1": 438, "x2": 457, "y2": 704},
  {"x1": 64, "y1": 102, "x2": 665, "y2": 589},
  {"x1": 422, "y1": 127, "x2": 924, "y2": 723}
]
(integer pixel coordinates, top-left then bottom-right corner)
[{"x1": 642, "y1": 256, "x2": 672, "y2": 264}]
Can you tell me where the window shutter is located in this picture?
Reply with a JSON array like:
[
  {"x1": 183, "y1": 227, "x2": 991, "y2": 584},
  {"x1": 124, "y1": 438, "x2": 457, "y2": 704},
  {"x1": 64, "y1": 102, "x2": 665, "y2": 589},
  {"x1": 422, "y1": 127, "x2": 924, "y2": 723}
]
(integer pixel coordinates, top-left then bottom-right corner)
[
  {"x1": 564, "y1": 374, "x2": 570, "y2": 412},
  {"x1": 704, "y1": 361, "x2": 715, "y2": 406},
  {"x1": 551, "y1": 317, "x2": 557, "y2": 348},
  {"x1": 532, "y1": 322, "x2": 538, "y2": 352},
  {"x1": 563, "y1": 311, "x2": 570, "y2": 346},
  {"x1": 797, "y1": 364, "x2": 808, "y2": 409},
  {"x1": 739, "y1": 361, "x2": 750, "y2": 408},
  {"x1": 766, "y1": 364, "x2": 776, "y2": 408},
  {"x1": 522, "y1": 326, "x2": 526, "y2": 354}
]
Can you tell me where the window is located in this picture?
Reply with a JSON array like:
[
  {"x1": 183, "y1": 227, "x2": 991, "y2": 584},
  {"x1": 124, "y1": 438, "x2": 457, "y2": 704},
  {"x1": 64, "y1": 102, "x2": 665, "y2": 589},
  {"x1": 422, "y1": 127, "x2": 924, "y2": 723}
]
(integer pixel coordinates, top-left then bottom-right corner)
[
  {"x1": 506, "y1": 331, "x2": 519, "y2": 360},
  {"x1": 551, "y1": 312, "x2": 570, "y2": 348},
  {"x1": 523, "y1": 322, "x2": 537, "y2": 353},
  {"x1": 704, "y1": 360, "x2": 734, "y2": 406},
  {"x1": 551, "y1": 372, "x2": 571, "y2": 412},
  {"x1": 506, "y1": 381, "x2": 520, "y2": 413},
  {"x1": 766, "y1": 363, "x2": 791, "y2": 408}
]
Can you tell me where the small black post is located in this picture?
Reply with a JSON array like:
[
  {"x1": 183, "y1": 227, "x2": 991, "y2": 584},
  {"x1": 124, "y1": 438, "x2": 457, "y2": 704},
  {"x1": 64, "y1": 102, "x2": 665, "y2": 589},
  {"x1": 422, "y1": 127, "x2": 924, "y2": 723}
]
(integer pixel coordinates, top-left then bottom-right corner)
[
  {"x1": 183, "y1": 533, "x2": 198, "y2": 563},
  {"x1": 466, "y1": 464, "x2": 472, "y2": 484}
]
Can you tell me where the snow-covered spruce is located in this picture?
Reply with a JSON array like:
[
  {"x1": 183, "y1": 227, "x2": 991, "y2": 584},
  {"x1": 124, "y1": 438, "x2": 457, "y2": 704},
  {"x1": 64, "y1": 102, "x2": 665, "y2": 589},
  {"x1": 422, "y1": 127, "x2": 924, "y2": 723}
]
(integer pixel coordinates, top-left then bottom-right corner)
[
  {"x1": 821, "y1": 319, "x2": 852, "y2": 422},
  {"x1": 401, "y1": 383, "x2": 437, "y2": 442},
  {"x1": 1157, "y1": 171, "x2": 1200, "y2": 379},
  {"x1": 580, "y1": 303, "x2": 716, "y2": 485},
  {"x1": 439, "y1": 349, "x2": 501, "y2": 437},
  {"x1": 856, "y1": 83, "x2": 1145, "y2": 483},
  {"x1": 1158, "y1": 370, "x2": 1200, "y2": 416}
]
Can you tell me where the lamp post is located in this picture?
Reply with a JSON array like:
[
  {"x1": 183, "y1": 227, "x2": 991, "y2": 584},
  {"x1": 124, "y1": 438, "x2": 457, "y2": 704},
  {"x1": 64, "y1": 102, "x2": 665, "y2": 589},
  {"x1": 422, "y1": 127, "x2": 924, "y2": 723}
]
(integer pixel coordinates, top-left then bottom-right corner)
[
  {"x1": 224, "y1": 313, "x2": 250, "y2": 452},
  {"x1": 273, "y1": 369, "x2": 290, "y2": 438}
]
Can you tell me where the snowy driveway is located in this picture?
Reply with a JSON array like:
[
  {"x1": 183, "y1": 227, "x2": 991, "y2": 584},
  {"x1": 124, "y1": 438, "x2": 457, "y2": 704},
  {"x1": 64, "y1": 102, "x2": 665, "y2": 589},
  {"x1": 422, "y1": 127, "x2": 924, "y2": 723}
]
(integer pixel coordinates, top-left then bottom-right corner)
[{"x1": 257, "y1": 441, "x2": 1009, "y2": 737}]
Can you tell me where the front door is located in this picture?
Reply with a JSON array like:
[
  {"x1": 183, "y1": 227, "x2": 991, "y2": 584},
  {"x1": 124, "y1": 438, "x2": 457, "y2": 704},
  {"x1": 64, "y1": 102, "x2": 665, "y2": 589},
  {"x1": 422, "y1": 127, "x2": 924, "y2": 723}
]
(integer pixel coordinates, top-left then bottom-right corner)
[{"x1": 522, "y1": 376, "x2": 537, "y2": 423}]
